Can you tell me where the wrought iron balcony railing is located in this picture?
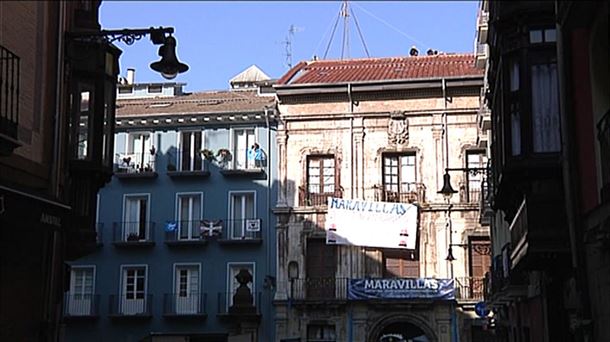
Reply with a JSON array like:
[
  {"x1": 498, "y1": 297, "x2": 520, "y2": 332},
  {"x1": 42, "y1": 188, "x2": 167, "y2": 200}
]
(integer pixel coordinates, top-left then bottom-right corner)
[
  {"x1": 108, "y1": 294, "x2": 153, "y2": 317},
  {"x1": 164, "y1": 220, "x2": 208, "y2": 244},
  {"x1": 167, "y1": 149, "x2": 208, "y2": 173},
  {"x1": 112, "y1": 221, "x2": 155, "y2": 245},
  {"x1": 299, "y1": 186, "x2": 344, "y2": 207},
  {"x1": 64, "y1": 294, "x2": 100, "y2": 317},
  {"x1": 454, "y1": 276, "x2": 485, "y2": 302},
  {"x1": 163, "y1": 292, "x2": 207, "y2": 316},
  {"x1": 289, "y1": 277, "x2": 348, "y2": 301},
  {"x1": 217, "y1": 291, "x2": 262, "y2": 315},
  {"x1": 114, "y1": 152, "x2": 157, "y2": 174},
  {"x1": 0, "y1": 44, "x2": 20, "y2": 143},
  {"x1": 375, "y1": 183, "x2": 426, "y2": 204}
]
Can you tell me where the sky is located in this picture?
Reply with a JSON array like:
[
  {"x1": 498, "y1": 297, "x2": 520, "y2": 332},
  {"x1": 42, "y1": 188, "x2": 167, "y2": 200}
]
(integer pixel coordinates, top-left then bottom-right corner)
[{"x1": 101, "y1": 1, "x2": 479, "y2": 92}]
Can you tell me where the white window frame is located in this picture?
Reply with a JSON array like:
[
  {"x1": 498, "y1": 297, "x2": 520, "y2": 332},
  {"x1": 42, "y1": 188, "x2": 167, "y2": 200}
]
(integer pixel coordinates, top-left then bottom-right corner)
[
  {"x1": 68, "y1": 265, "x2": 96, "y2": 316},
  {"x1": 172, "y1": 263, "x2": 202, "y2": 314},
  {"x1": 174, "y1": 192, "x2": 204, "y2": 240},
  {"x1": 229, "y1": 127, "x2": 257, "y2": 170},
  {"x1": 227, "y1": 191, "x2": 257, "y2": 239},
  {"x1": 177, "y1": 130, "x2": 205, "y2": 171},
  {"x1": 226, "y1": 262, "x2": 255, "y2": 309},
  {"x1": 119, "y1": 264, "x2": 148, "y2": 315},
  {"x1": 122, "y1": 193, "x2": 151, "y2": 241},
  {"x1": 121, "y1": 131, "x2": 154, "y2": 172}
]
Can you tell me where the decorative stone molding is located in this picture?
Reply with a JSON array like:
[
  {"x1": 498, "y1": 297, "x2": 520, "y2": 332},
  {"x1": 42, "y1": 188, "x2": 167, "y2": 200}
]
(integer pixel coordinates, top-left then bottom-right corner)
[{"x1": 388, "y1": 111, "x2": 409, "y2": 146}]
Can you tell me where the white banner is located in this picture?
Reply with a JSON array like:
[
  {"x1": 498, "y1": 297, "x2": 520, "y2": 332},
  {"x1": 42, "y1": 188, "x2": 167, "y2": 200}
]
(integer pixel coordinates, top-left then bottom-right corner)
[{"x1": 325, "y1": 197, "x2": 418, "y2": 249}]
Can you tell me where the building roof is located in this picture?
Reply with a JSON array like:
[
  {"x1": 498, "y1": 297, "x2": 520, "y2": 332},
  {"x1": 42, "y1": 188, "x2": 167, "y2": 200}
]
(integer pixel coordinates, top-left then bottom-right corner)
[
  {"x1": 276, "y1": 53, "x2": 483, "y2": 86},
  {"x1": 116, "y1": 89, "x2": 274, "y2": 118},
  {"x1": 229, "y1": 65, "x2": 271, "y2": 84}
]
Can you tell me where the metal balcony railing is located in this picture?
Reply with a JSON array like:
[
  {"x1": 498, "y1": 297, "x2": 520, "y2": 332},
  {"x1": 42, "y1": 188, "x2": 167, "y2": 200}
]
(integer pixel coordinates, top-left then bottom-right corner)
[
  {"x1": 114, "y1": 152, "x2": 156, "y2": 173},
  {"x1": 299, "y1": 186, "x2": 344, "y2": 207},
  {"x1": 64, "y1": 294, "x2": 100, "y2": 317},
  {"x1": 454, "y1": 276, "x2": 485, "y2": 301},
  {"x1": 217, "y1": 291, "x2": 262, "y2": 315},
  {"x1": 112, "y1": 221, "x2": 155, "y2": 244},
  {"x1": 375, "y1": 183, "x2": 426, "y2": 204},
  {"x1": 163, "y1": 292, "x2": 207, "y2": 316},
  {"x1": 0, "y1": 45, "x2": 20, "y2": 140},
  {"x1": 108, "y1": 294, "x2": 153, "y2": 317},
  {"x1": 164, "y1": 220, "x2": 208, "y2": 242},
  {"x1": 223, "y1": 218, "x2": 262, "y2": 240},
  {"x1": 168, "y1": 149, "x2": 207, "y2": 172},
  {"x1": 289, "y1": 277, "x2": 348, "y2": 301}
]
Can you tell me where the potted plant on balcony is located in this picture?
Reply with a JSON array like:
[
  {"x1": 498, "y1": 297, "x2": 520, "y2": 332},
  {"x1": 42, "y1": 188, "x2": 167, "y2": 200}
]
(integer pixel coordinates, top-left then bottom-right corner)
[
  {"x1": 200, "y1": 148, "x2": 216, "y2": 162},
  {"x1": 126, "y1": 233, "x2": 140, "y2": 242},
  {"x1": 216, "y1": 148, "x2": 232, "y2": 169}
]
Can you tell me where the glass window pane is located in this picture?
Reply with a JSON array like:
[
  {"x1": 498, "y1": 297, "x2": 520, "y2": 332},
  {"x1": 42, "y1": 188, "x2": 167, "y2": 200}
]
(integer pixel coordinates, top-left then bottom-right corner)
[
  {"x1": 531, "y1": 63, "x2": 561, "y2": 152},
  {"x1": 529, "y1": 30, "x2": 543, "y2": 43},
  {"x1": 544, "y1": 29, "x2": 556, "y2": 42},
  {"x1": 510, "y1": 60, "x2": 519, "y2": 91}
]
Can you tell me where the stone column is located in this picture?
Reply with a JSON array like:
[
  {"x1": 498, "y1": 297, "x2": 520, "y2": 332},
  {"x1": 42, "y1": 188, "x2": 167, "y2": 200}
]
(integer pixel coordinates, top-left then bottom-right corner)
[{"x1": 276, "y1": 123, "x2": 288, "y2": 206}]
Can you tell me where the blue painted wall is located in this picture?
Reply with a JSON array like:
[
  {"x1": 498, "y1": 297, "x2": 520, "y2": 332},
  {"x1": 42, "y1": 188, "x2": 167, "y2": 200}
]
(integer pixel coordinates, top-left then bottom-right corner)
[{"x1": 65, "y1": 121, "x2": 278, "y2": 342}]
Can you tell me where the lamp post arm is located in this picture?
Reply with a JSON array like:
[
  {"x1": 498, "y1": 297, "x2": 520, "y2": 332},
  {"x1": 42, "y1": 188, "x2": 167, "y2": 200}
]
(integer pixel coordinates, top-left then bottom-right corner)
[{"x1": 68, "y1": 27, "x2": 175, "y2": 45}]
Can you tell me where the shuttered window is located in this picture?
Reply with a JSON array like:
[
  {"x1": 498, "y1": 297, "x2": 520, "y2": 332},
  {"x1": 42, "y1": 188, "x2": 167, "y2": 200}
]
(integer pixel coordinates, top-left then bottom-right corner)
[{"x1": 383, "y1": 250, "x2": 419, "y2": 278}]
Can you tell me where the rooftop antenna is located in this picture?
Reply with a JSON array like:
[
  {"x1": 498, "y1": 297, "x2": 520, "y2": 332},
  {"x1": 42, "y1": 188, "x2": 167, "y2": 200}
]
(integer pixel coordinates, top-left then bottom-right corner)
[
  {"x1": 282, "y1": 24, "x2": 303, "y2": 69},
  {"x1": 323, "y1": 0, "x2": 370, "y2": 60}
]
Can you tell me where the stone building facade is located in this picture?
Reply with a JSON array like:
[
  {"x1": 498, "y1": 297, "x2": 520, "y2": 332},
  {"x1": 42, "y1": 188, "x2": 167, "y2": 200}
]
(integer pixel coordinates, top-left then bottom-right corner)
[{"x1": 273, "y1": 54, "x2": 491, "y2": 342}]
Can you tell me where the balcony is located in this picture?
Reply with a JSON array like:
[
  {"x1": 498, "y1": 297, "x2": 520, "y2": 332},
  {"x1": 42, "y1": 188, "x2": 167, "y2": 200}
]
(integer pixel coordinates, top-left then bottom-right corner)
[
  {"x1": 0, "y1": 44, "x2": 21, "y2": 155},
  {"x1": 298, "y1": 186, "x2": 344, "y2": 207},
  {"x1": 454, "y1": 277, "x2": 485, "y2": 302},
  {"x1": 375, "y1": 183, "x2": 426, "y2": 204},
  {"x1": 166, "y1": 149, "x2": 210, "y2": 178},
  {"x1": 598, "y1": 109, "x2": 610, "y2": 202},
  {"x1": 164, "y1": 220, "x2": 208, "y2": 246},
  {"x1": 289, "y1": 277, "x2": 348, "y2": 302},
  {"x1": 114, "y1": 152, "x2": 158, "y2": 179},
  {"x1": 509, "y1": 196, "x2": 570, "y2": 270},
  {"x1": 218, "y1": 218, "x2": 263, "y2": 245},
  {"x1": 163, "y1": 293, "x2": 207, "y2": 318},
  {"x1": 216, "y1": 291, "x2": 262, "y2": 321},
  {"x1": 112, "y1": 221, "x2": 155, "y2": 247},
  {"x1": 109, "y1": 294, "x2": 153, "y2": 319},
  {"x1": 63, "y1": 294, "x2": 100, "y2": 319}
]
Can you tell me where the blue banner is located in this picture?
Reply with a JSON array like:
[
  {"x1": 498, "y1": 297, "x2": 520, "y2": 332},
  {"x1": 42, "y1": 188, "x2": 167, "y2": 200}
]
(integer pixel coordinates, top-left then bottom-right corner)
[{"x1": 348, "y1": 278, "x2": 455, "y2": 300}]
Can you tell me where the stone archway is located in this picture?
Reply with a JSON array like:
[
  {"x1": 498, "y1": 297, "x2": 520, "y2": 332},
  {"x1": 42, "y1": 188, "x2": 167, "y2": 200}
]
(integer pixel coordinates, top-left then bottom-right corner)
[{"x1": 368, "y1": 314, "x2": 438, "y2": 342}]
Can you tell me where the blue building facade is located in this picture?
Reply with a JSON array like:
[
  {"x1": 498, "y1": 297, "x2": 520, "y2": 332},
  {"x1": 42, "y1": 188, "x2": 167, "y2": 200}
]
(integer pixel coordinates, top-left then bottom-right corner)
[{"x1": 63, "y1": 69, "x2": 278, "y2": 342}]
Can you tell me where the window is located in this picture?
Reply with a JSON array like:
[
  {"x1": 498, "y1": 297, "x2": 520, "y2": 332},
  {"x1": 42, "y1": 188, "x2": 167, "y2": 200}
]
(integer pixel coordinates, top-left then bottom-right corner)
[
  {"x1": 67, "y1": 267, "x2": 95, "y2": 315},
  {"x1": 466, "y1": 151, "x2": 487, "y2": 203},
  {"x1": 306, "y1": 239, "x2": 337, "y2": 299},
  {"x1": 531, "y1": 62, "x2": 560, "y2": 152},
  {"x1": 382, "y1": 153, "x2": 416, "y2": 202},
  {"x1": 120, "y1": 266, "x2": 147, "y2": 315},
  {"x1": 529, "y1": 28, "x2": 556, "y2": 44},
  {"x1": 178, "y1": 130, "x2": 203, "y2": 171},
  {"x1": 120, "y1": 132, "x2": 155, "y2": 172},
  {"x1": 383, "y1": 250, "x2": 419, "y2": 278},
  {"x1": 509, "y1": 58, "x2": 521, "y2": 156},
  {"x1": 123, "y1": 195, "x2": 149, "y2": 241},
  {"x1": 469, "y1": 239, "x2": 491, "y2": 299},
  {"x1": 227, "y1": 263, "x2": 255, "y2": 308},
  {"x1": 305, "y1": 155, "x2": 337, "y2": 206},
  {"x1": 148, "y1": 85, "x2": 162, "y2": 94},
  {"x1": 228, "y1": 192, "x2": 257, "y2": 239},
  {"x1": 118, "y1": 86, "x2": 133, "y2": 94},
  {"x1": 174, "y1": 264, "x2": 200, "y2": 314},
  {"x1": 232, "y1": 128, "x2": 256, "y2": 169},
  {"x1": 307, "y1": 324, "x2": 337, "y2": 342},
  {"x1": 176, "y1": 193, "x2": 202, "y2": 240}
]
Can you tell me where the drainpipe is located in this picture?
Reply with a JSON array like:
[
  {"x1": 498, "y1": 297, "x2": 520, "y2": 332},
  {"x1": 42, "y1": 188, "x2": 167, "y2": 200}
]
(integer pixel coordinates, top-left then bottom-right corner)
[
  {"x1": 442, "y1": 78, "x2": 449, "y2": 171},
  {"x1": 348, "y1": 83, "x2": 354, "y2": 198},
  {"x1": 51, "y1": 2, "x2": 66, "y2": 197},
  {"x1": 264, "y1": 105, "x2": 273, "y2": 341}
]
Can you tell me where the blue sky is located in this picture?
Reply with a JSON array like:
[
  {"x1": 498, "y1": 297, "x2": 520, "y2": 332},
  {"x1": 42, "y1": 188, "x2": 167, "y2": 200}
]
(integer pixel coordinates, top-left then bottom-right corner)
[{"x1": 101, "y1": 1, "x2": 479, "y2": 91}]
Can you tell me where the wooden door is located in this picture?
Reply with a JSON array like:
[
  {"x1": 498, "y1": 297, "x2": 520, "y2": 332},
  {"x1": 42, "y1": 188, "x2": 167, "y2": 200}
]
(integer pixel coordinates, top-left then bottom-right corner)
[{"x1": 306, "y1": 239, "x2": 337, "y2": 299}]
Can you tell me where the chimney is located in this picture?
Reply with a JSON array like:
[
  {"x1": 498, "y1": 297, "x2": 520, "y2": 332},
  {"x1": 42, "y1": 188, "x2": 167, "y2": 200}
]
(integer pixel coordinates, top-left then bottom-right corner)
[{"x1": 126, "y1": 68, "x2": 135, "y2": 85}]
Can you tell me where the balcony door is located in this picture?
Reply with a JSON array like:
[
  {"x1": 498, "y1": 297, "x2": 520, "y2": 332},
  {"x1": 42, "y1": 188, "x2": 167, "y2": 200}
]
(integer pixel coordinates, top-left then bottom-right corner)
[
  {"x1": 306, "y1": 239, "x2": 337, "y2": 299},
  {"x1": 228, "y1": 264, "x2": 254, "y2": 308},
  {"x1": 179, "y1": 131, "x2": 203, "y2": 171},
  {"x1": 382, "y1": 154, "x2": 416, "y2": 202},
  {"x1": 177, "y1": 193, "x2": 202, "y2": 240},
  {"x1": 175, "y1": 265, "x2": 200, "y2": 314},
  {"x1": 233, "y1": 128, "x2": 255, "y2": 169},
  {"x1": 121, "y1": 267, "x2": 146, "y2": 315},
  {"x1": 68, "y1": 267, "x2": 94, "y2": 315},
  {"x1": 307, "y1": 155, "x2": 336, "y2": 205},
  {"x1": 229, "y1": 192, "x2": 255, "y2": 239},
  {"x1": 469, "y1": 239, "x2": 491, "y2": 299},
  {"x1": 124, "y1": 195, "x2": 148, "y2": 241},
  {"x1": 127, "y1": 132, "x2": 153, "y2": 171},
  {"x1": 466, "y1": 151, "x2": 486, "y2": 203},
  {"x1": 383, "y1": 250, "x2": 419, "y2": 278}
]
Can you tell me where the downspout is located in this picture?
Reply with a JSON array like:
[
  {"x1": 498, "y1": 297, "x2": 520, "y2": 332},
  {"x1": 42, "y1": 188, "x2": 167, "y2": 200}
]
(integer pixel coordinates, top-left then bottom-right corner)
[
  {"x1": 442, "y1": 78, "x2": 449, "y2": 171},
  {"x1": 51, "y1": 2, "x2": 66, "y2": 198},
  {"x1": 264, "y1": 105, "x2": 273, "y2": 342},
  {"x1": 348, "y1": 83, "x2": 354, "y2": 198}
]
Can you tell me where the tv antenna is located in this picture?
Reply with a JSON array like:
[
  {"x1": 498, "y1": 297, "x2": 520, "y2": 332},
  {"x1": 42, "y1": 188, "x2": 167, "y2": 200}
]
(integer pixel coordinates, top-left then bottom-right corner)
[
  {"x1": 323, "y1": 0, "x2": 370, "y2": 60},
  {"x1": 282, "y1": 24, "x2": 303, "y2": 69}
]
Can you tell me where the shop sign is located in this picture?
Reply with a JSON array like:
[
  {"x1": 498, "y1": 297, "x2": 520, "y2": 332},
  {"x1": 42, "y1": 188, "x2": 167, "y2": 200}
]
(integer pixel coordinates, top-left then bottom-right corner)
[
  {"x1": 348, "y1": 278, "x2": 455, "y2": 300},
  {"x1": 325, "y1": 197, "x2": 418, "y2": 249}
]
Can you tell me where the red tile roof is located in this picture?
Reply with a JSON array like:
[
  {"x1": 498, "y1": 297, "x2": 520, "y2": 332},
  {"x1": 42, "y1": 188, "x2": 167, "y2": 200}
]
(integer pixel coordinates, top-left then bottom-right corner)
[
  {"x1": 116, "y1": 90, "x2": 274, "y2": 118},
  {"x1": 276, "y1": 54, "x2": 483, "y2": 85}
]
